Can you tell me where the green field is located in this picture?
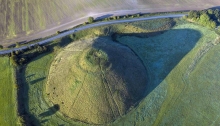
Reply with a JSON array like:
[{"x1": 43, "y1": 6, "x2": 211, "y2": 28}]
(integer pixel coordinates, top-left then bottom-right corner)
[
  {"x1": 46, "y1": 37, "x2": 148, "y2": 124},
  {"x1": 0, "y1": 57, "x2": 19, "y2": 126},
  {"x1": 19, "y1": 18, "x2": 175, "y2": 125},
  {"x1": 20, "y1": 52, "x2": 79, "y2": 125},
  {"x1": 13, "y1": 17, "x2": 220, "y2": 125},
  {"x1": 113, "y1": 22, "x2": 220, "y2": 125}
]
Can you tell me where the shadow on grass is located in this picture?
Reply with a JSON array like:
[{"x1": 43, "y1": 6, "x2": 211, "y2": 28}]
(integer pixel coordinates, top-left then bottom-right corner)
[
  {"x1": 17, "y1": 26, "x2": 201, "y2": 125},
  {"x1": 17, "y1": 66, "x2": 41, "y2": 126},
  {"x1": 110, "y1": 28, "x2": 201, "y2": 95},
  {"x1": 40, "y1": 119, "x2": 49, "y2": 124},
  {"x1": 112, "y1": 30, "x2": 167, "y2": 40},
  {"x1": 95, "y1": 14, "x2": 113, "y2": 20},
  {"x1": 17, "y1": 52, "x2": 64, "y2": 125},
  {"x1": 39, "y1": 104, "x2": 60, "y2": 118},
  {"x1": 88, "y1": 28, "x2": 201, "y2": 118},
  {"x1": 26, "y1": 74, "x2": 35, "y2": 79},
  {"x1": 91, "y1": 38, "x2": 149, "y2": 110},
  {"x1": 30, "y1": 77, "x2": 46, "y2": 85}
]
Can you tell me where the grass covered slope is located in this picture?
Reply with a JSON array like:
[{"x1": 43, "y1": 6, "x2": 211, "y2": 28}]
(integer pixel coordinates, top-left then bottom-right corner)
[
  {"x1": 46, "y1": 37, "x2": 148, "y2": 124},
  {"x1": 113, "y1": 22, "x2": 220, "y2": 125},
  {"x1": 21, "y1": 52, "x2": 79, "y2": 125},
  {"x1": 0, "y1": 58, "x2": 19, "y2": 126}
]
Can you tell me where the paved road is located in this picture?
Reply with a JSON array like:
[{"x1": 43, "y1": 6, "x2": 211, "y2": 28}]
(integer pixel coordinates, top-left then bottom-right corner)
[{"x1": 0, "y1": 14, "x2": 186, "y2": 55}]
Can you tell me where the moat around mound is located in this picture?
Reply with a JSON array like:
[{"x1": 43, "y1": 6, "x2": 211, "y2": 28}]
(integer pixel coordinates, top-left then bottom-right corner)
[{"x1": 46, "y1": 37, "x2": 148, "y2": 124}]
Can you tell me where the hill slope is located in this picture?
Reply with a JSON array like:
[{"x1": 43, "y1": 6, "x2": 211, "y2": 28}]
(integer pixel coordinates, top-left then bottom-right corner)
[{"x1": 46, "y1": 37, "x2": 148, "y2": 124}]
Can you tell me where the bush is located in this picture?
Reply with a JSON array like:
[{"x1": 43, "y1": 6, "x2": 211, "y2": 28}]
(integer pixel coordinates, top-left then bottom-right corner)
[
  {"x1": 187, "y1": 9, "x2": 219, "y2": 29},
  {"x1": 15, "y1": 42, "x2": 20, "y2": 47},
  {"x1": 56, "y1": 31, "x2": 61, "y2": 34},
  {"x1": 10, "y1": 52, "x2": 18, "y2": 66},
  {"x1": 0, "y1": 45, "x2": 3, "y2": 49},
  {"x1": 88, "y1": 17, "x2": 94, "y2": 23}
]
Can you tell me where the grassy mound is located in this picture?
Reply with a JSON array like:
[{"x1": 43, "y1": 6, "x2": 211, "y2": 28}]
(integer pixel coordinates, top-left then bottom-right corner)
[{"x1": 46, "y1": 37, "x2": 148, "y2": 124}]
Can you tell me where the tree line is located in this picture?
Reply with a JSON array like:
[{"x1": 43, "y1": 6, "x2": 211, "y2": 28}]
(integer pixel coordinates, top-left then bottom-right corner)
[
  {"x1": 187, "y1": 9, "x2": 220, "y2": 29},
  {"x1": 10, "y1": 44, "x2": 48, "y2": 66}
]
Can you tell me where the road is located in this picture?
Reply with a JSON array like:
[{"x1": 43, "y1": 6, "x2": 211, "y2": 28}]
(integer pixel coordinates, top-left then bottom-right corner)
[{"x1": 0, "y1": 14, "x2": 186, "y2": 55}]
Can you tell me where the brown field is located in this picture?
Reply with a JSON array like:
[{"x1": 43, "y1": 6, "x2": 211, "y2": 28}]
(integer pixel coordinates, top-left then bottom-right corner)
[{"x1": 1, "y1": 0, "x2": 220, "y2": 47}]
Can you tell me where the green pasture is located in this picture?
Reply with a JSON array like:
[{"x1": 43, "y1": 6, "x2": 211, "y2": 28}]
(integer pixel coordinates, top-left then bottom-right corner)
[
  {"x1": 113, "y1": 22, "x2": 220, "y2": 125},
  {"x1": 18, "y1": 17, "x2": 220, "y2": 125},
  {"x1": 19, "y1": 17, "x2": 175, "y2": 125},
  {"x1": 0, "y1": 57, "x2": 20, "y2": 126}
]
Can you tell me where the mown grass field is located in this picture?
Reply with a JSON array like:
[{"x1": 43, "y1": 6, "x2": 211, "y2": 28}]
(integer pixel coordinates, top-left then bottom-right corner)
[{"x1": 0, "y1": 57, "x2": 19, "y2": 126}]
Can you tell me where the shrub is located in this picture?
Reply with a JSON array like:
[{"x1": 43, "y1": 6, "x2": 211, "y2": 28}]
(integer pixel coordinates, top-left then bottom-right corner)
[
  {"x1": 187, "y1": 9, "x2": 219, "y2": 29},
  {"x1": 88, "y1": 17, "x2": 94, "y2": 23},
  {"x1": 10, "y1": 52, "x2": 18, "y2": 66},
  {"x1": 56, "y1": 31, "x2": 61, "y2": 34},
  {"x1": 15, "y1": 42, "x2": 20, "y2": 47}
]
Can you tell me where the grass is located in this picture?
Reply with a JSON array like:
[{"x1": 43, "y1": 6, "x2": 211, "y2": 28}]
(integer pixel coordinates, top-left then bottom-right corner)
[
  {"x1": 0, "y1": 57, "x2": 20, "y2": 126},
  {"x1": 73, "y1": 18, "x2": 175, "y2": 40},
  {"x1": 18, "y1": 17, "x2": 175, "y2": 125},
  {"x1": 46, "y1": 37, "x2": 147, "y2": 124},
  {"x1": 20, "y1": 52, "x2": 83, "y2": 125},
  {"x1": 17, "y1": 17, "x2": 220, "y2": 125},
  {"x1": 111, "y1": 21, "x2": 219, "y2": 125}
]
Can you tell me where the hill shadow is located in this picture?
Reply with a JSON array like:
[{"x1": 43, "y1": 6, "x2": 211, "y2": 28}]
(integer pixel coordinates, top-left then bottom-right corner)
[{"x1": 91, "y1": 28, "x2": 201, "y2": 110}]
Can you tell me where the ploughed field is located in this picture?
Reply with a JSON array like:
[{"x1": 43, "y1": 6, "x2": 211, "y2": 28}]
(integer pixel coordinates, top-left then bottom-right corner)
[{"x1": 1, "y1": 0, "x2": 220, "y2": 46}]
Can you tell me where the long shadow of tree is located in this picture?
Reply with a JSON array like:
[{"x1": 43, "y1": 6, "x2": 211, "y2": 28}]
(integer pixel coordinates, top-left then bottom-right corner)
[{"x1": 39, "y1": 104, "x2": 60, "y2": 118}]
